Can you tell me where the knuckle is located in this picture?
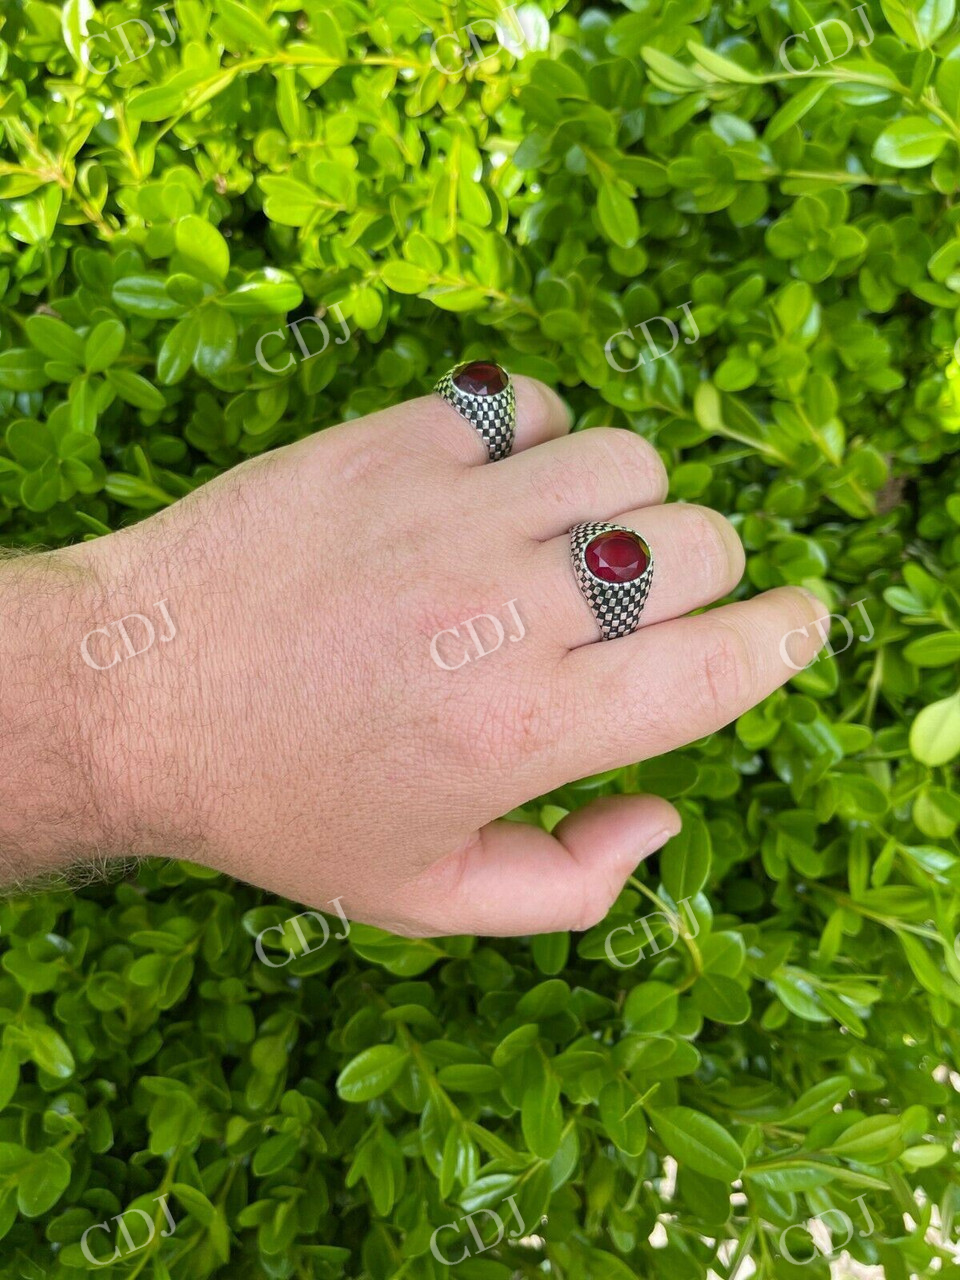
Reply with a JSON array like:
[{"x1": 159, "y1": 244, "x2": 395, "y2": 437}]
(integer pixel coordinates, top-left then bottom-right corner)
[
  {"x1": 694, "y1": 622, "x2": 752, "y2": 720},
  {"x1": 515, "y1": 376, "x2": 563, "y2": 428},
  {"x1": 682, "y1": 506, "x2": 743, "y2": 587},
  {"x1": 530, "y1": 453, "x2": 602, "y2": 509},
  {"x1": 594, "y1": 427, "x2": 668, "y2": 501}
]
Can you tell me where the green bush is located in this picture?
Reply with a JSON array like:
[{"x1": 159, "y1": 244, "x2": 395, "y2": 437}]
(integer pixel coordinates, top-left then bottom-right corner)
[{"x1": 2, "y1": 0, "x2": 960, "y2": 1275}]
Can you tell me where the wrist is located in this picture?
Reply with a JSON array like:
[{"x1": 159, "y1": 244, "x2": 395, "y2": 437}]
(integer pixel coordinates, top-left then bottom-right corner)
[
  {"x1": 0, "y1": 546, "x2": 117, "y2": 882},
  {"x1": 71, "y1": 529, "x2": 194, "y2": 869}
]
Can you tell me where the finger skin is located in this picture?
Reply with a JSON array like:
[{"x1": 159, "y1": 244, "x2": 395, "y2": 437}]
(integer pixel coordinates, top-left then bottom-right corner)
[
  {"x1": 553, "y1": 587, "x2": 828, "y2": 782},
  {"x1": 529, "y1": 502, "x2": 745, "y2": 650},
  {"x1": 395, "y1": 794, "x2": 681, "y2": 936},
  {"x1": 477, "y1": 426, "x2": 668, "y2": 536},
  {"x1": 397, "y1": 375, "x2": 572, "y2": 466}
]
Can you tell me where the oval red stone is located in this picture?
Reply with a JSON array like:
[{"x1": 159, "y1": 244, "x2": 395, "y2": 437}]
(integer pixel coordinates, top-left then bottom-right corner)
[
  {"x1": 452, "y1": 360, "x2": 508, "y2": 396},
  {"x1": 584, "y1": 530, "x2": 650, "y2": 583}
]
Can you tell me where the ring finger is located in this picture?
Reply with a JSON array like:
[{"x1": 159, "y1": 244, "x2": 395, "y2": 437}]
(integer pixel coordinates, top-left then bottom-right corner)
[{"x1": 529, "y1": 503, "x2": 745, "y2": 650}]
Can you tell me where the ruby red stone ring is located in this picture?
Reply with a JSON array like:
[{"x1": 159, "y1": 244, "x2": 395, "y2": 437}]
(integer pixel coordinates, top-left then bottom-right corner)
[
  {"x1": 433, "y1": 360, "x2": 516, "y2": 462},
  {"x1": 570, "y1": 522, "x2": 654, "y2": 640}
]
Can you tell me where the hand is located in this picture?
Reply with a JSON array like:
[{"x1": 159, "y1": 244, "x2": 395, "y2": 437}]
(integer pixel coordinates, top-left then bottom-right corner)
[{"x1": 8, "y1": 379, "x2": 826, "y2": 934}]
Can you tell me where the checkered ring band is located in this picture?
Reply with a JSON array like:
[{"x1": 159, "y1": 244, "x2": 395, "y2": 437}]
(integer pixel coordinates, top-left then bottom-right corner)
[
  {"x1": 570, "y1": 522, "x2": 655, "y2": 641},
  {"x1": 433, "y1": 365, "x2": 517, "y2": 462}
]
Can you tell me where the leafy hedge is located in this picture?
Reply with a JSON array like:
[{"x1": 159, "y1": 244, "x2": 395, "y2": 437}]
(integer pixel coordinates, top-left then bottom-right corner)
[{"x1": 2, "y1": 0, "x2": 960, "y2": 1275}]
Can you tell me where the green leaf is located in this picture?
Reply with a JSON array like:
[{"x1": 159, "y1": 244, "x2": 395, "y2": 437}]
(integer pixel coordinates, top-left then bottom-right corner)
[
  {"x1": 61, "y1": 0, "x2": 95, "y2": 65},
  {"x1": 8, "y1": 187, "x2": 62, "y2": 243},
  {"x1": 521, "y1": 1071, "x2": 563, "y2": 1159},
  {"x1": 690, "y1": 974, "x2": 751, "y2": 1024},
  {"x1": 780, "y1": 1076, "x2": 852, "y2": 1127},
  {"x1": 194, "y1": 307, "x2": 237, "y2": 378},
  {"x1": 661, "y1": 816, "x2": 711, "y2": 901},
  {"x1": 0, "y1": 350, "x2": 48, "y2": 391},
  {"x1": 649, "y1": 1107, "x2": 745, "y2": 1182},
  {"x1": 599, "y1": 1081, "x2": 648, "y2": 1156},
  {"x1": 84, "y1": 319, "x2": 125, "y2": 373},
  {"x1": 18, "y1": 1149, "x2": 71, "y2": 1217},
  {"x1": 176, "y1": 216, "x2": 231, "y2": 284},
  {"x1": 214, "y1": 0, "x2": 278, "y2": 53},
  {"x1": 765, "y1": 81, "x2": 829, "y2": 143},
  {"x1": 436, "y1": 1064, "x2": 502, "y2": 1092},
  {"x1": 597, "y1": 180, "x2": 639, "y2": 249},
  {"x1": 157, "y1": 314, "x2": 202, "y2": 384},
  {"x1": 13, "y1": 1024, "x2": 75, "y2": 1079},
  {"x1": 381, "y1": 261, "x2": 432, "y2": 293},
  {"x1": 903, "y1": 632, "x2": 960, "y2": 666},
  {"x1": 258, "y1": 175, "x2": 323, "y2": 227},
  {"x1": 910, "y1": 694, "x2": 960, "y2": 765},
  {"x1": 252, "y1": 1131, "x2": 301, "y2": 1176},
  {"x1": 336, "y1": 1045, "x2": 409, "y2": 1102},
  {"x1": 24, "y1": 315, "x2": 84, "y2": 364},
  {"x1": 641, "y1": 46, "x2": 708, "y2": 92},
  {"x1": 624, "y1": 981, "x2": 679, "y2": 1033},
  {"x1": 3, "y1": 4, "x2": 960, "y2": 1264},
  {"x1": 825, "y1": 1115, "x2": 904, "y2": 1162},
  {"x1": 686, "y1": 42, "x2": 764, "y2": 84},
  {"x1": 105, "y1": 367, "x2": 167, "y2": 412},
  {"x1": 531, "y1": 931, "x2": 569, "y2": 975},
  {"x1": 21, "y1": 462, "x2": 61, "y2": 512},
  {"x1": 171, "y1": 1182, "x2": 217, "y2": 1226},
  {"x1": 0, "y1": 1048, "x2": 20, "y2": 1112},
  {"x1": 219, "y1": 274, "x2": 303, "y2": 313},
  {"x1": 7, "y1": 419, "x2": 54, "y2": 468},
  {"x1": 872, "y1": 117, "x2": 950, "y2": 168},
  {"x1": 881, "y1": 0, "x2": 955, "y2": 48},
  {"x1": 113, "y1": 276, "x2": 187, "y2": 318},
  {"x1": 127, "y1": 69, "x2": 216, "y2": 122}
]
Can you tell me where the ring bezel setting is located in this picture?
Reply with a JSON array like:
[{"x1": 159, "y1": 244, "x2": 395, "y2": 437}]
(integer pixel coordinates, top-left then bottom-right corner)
[
  {"x1": 571, "y1": 522, "x2": 654, "y2": 640},
  {"x1": 434, "y1": 360, "x2": 517, "y2": 462}
]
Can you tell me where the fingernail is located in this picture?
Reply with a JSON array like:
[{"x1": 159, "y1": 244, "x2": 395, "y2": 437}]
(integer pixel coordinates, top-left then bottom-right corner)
[
  {"x1": 561, "y1": 398, "x2": 576, "y2": 428},
  {"x1": 641, "y1": 826, "x2": 678, "y2": 858}
]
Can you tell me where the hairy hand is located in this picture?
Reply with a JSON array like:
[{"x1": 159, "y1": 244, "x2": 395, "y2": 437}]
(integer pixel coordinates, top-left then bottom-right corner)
[{"x1": 70, "y1": 380, "x2": 825, "y2": 935}]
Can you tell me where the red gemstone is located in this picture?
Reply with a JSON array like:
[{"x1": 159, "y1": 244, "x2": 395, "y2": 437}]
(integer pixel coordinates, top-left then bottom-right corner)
[
  {"x1": 584, "y1": 531, "x2": 649, "y2": 583},
  {"x1": 452, "y1": 360, "x2": 508, "y2": 396}
]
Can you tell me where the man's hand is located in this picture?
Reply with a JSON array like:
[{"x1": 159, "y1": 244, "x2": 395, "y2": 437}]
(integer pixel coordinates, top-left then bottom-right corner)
[{"x1": 4, "y1": 381, "x2": 826, "y2": 934}]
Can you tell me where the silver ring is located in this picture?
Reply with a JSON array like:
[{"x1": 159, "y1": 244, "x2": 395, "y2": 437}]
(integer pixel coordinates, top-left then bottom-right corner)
[
  {"x1": 570, "y1": 522, "x2": 654, "y2": 640},
  {"x1": 434, "y1": 361, "x2": 516, "y2": 462}
]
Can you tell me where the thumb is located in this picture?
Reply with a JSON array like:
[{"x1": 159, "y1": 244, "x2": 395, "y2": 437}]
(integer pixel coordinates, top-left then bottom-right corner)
[{"x1": 408, "y1": 795, "x2": 682, "y2": 937}]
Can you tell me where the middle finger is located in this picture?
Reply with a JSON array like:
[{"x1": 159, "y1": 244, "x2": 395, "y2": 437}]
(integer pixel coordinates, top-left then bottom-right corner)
[{"x1": 474, "y1": 426, "x2": 669, "y2": 538}]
